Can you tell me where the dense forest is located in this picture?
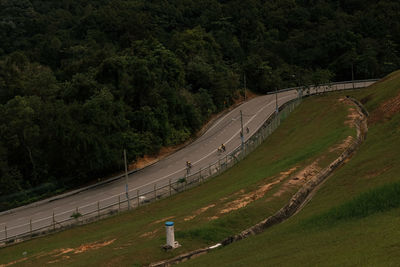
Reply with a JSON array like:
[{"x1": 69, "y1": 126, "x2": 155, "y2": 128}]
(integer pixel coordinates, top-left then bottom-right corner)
[{"x1": 0, "y1": 0, "x2": 399, "y2": 209}]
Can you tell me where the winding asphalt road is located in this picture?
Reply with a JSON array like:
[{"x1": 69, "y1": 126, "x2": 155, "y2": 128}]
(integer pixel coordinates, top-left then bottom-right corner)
[{"x1": 0, "y1": 80, "x2": 376, "y2": 242}]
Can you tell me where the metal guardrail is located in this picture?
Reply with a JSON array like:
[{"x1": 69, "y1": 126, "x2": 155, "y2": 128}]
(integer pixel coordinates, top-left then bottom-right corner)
[{"x1": 0, "y1": 79, "x2": 378, "y2": 246}]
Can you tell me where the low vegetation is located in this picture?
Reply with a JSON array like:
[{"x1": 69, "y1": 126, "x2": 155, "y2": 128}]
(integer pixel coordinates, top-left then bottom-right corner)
[{"x1": 304, "y1": 181, "x2": 400, "y2": 228}]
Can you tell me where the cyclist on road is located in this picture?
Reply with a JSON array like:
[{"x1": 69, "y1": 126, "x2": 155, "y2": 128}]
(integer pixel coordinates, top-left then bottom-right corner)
[
  {"x1": 186, "y1": 161, "x2": 192, "y2": 169},
  {"x1": 221, "y1": 143, "x2": 226, "y2": 152}
]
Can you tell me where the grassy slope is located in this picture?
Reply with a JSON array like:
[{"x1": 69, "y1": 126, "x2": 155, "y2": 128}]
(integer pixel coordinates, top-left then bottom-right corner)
[
  {"x1": 183, "y1": 71, "x2": 400, "y2": 266},
  {"x1": 0, "y1": 95, "x2": 355, "y2": 266}
]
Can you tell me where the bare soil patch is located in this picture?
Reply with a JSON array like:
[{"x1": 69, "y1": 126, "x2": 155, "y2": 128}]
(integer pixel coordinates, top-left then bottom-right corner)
[
  {"x1": 344, "y1": 107, "x2": 359, "y2": 127},
  {"x1": 140, "y1": 229, "x2": 159, "y2": 238},
  {"x1": 47, "y1": 239, "x2": 116, "y2": 264},
  {"x1": 1, "y1": 239, "x2": 116, "y2": 266},
  {"x1": 364, "y1": 166, "x2": 393, "y2": 179},
  {"x1": 0, "y1": 258, "x2": 28, "y2": 267},
  {"x1": 205, "y1": 163, "x2": 326, "y2": 221},
  {"x1": 215, "y1": 167, "x2": 299, "y2": 217},
  {"x1": 329, "y1": 136, "x2": 355, "y2": 153},
  {"x1": 184, "y1": 204, "x2": 216, "y2": 221},
  {"x1": 132, "y1": 146, "x2": 181, "y2": 170},
  {"x1": 272, "y1": 162, "x2": 322, "y2": 198},
  {"x1": 151, "y1": 216, "x2": 175, "y2": 225},
  {"x1": 369, "y1": 90, "x2": 400, "y2": 124}
]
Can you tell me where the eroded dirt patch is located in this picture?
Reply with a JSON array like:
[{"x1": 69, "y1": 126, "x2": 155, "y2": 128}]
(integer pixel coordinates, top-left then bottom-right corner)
[
  {"x1": 151, "y1": 216, "x2": 175, "y2": 225},
  {"x1": 206, "y1": 164, "x2": 326, "y2": 220},
  {"x1": 329, "y1": 136, "x2": 355, "y2": 153},
  {"x1": 0, "y1": 257, "x2": 28, "y2": 267},
  {"x1": 344, "y1": 107, "x2": 359, "y2": 128},
  {"x1": 47, "y1": 239, "x2": 116, "y2": 264},
  {"x1": 364, "y1": 165, "x2": 392, "y2": 179},
  {"x1": 133, "y1": 146, "x2": 179, "y2": 169},
  {"x1": 272, "y1": 162, "x2": 322, "y2": 198},
  {"x1": 216, "y1": 167, "x2": 298, "y2": 217},
  {"x1": 62, "y1": 239, "x2": 116, "y2": 255},
  {"x1": 184, "y1": 204, "x2": 216, "y2": 221},
  {"x1": 140, "y1": 229, "x2": 159, "y2": 238},
  {"x1": 369, "y1": 90, "x2": 400, "y2": 124},
  {"x1": 2, "y1": 239, "x2": 116, "y2": 266}
]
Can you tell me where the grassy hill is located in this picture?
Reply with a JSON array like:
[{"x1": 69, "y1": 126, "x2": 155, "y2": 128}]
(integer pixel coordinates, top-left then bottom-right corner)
[
  {"x1": 183, "y1": 71, "x2": 400, "y2": 266},
  {"x1": 1, "y1": 73, "x2": 397, "y2": 266}
]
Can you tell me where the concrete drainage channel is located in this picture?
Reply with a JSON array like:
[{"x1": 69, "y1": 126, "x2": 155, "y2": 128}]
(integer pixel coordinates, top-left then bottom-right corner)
[{"x1": 149, "y1": 97, "x2": 369, "y2": 267}]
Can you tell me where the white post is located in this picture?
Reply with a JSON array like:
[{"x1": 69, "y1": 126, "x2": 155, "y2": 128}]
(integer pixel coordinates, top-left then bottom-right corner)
[{"x1": 165, "y1": 221, "x2": 177, "y2": 248}]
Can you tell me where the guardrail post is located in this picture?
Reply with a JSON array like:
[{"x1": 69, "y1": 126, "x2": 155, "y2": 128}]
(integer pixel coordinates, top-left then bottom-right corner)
[
  {"x1": 169, "y1": 179, "x2": 172, "y2": 196},
  {"x1": 118, "y1": 195, "x2": 121, "y2": 212},
  {"x1": 137, "y1": 190, "x2": 140, "y2": 207},
  {"x1": 97, "y1": 201, "x2": 100, "y2": 217},
  {"x1": 30, "y1": 219, "x2": 32, "y2": 235}
]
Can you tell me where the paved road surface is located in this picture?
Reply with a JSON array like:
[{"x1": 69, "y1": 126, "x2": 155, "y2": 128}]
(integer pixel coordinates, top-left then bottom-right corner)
[{"x1": 0, "y1": 80, "x2": 376, "y2": 241}]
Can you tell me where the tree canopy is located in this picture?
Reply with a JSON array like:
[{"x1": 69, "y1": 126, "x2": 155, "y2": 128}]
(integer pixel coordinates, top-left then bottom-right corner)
[{"x1": 1, "y1": 0, "x2": 399, "y2": 209}]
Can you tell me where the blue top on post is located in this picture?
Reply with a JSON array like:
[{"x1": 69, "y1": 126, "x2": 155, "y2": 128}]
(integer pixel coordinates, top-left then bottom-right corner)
[{"x1": 165, "y1": 221, "x2": 174, "y2": 226}]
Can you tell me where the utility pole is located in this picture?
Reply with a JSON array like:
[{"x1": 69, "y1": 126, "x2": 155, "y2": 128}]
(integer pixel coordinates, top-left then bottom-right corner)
[
  {"x1": 124, "y1": 149, "x2": 131, "y2": 210},
  {"x1": 351, "y1": 63, "x2": 355, "y2": 89},
  {"x1": 275, "y1": 88, "x2": 279, "y2": 114},
  {"x1": 240, "y1": 110, "x2": 244, "y2": 149},
  {"x1": 244, "y1": 73, "x2": 247, "y2": 101}
]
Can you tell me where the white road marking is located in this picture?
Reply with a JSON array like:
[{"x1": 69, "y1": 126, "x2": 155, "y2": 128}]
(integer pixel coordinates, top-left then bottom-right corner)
[{"x1": 113, "y1": 94, "x2": 293, "y2": 195}]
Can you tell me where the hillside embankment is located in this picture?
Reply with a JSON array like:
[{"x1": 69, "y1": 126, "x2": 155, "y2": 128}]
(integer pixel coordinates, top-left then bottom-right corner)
[
  {"x1": 150, "y1": 97, "x2": 368, "y2": 266},
  {"x1": 180, "y1": 71, "x2": 400, "y2": 267},
  {"x1": 0, "y1": 90, "x2": 372, "y2": 266}
]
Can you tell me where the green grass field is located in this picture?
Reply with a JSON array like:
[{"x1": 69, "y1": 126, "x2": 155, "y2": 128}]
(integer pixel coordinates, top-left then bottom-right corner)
[
  {"x1": 183, "y1": 71, "x2": 400, "y2": 266},
  {"x1": 0, "y1": 79, "x2": 379, "y2": 266}
]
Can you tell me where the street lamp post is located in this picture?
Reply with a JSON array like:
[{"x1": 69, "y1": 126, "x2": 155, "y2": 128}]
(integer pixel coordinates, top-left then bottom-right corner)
[
  {"x1": 124, "y1": 149, "x2": 131, "y2": 210},
  {"x1": 240, "y1": 110, "x2": 244, "y2": 149}
]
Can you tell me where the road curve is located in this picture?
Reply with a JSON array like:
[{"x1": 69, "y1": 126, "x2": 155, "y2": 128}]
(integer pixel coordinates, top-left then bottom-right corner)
[{"x1": 0, "y1": 80, "x2": 376, "y2": 242}]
